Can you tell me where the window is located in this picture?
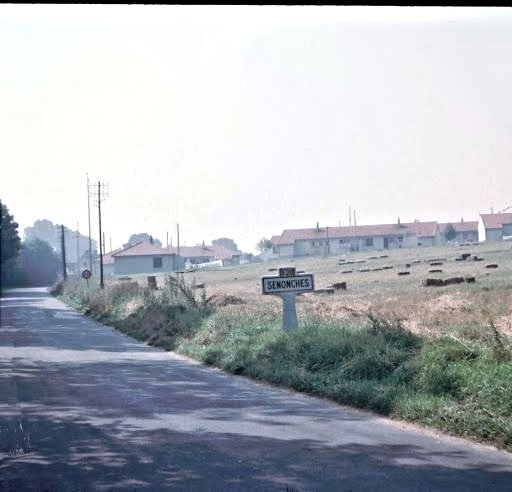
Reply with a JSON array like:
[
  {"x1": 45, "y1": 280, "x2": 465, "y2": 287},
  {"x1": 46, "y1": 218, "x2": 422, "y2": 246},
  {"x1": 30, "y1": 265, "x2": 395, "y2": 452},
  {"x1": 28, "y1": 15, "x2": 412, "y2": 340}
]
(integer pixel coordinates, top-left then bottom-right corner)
[
  {"x1": 365, "y1": 238, "x2": 374, "y2": 247},
  {"x1": 153, "y1": 257, "x2": 163, "y2": 268},
  {"x1": 339, "y1": 239, "x2": 348, "y2": 244}
]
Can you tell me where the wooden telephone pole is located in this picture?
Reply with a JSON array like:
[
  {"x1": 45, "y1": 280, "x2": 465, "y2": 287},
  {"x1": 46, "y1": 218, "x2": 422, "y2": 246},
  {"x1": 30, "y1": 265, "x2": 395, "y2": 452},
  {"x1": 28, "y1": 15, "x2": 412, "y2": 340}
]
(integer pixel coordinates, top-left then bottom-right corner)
[
  {"x1": 61, "y1": 225, "x2": 67, "y2": 281},
  {"x1": 89, "y1": 180, "x2": 108, "y2": 288}
]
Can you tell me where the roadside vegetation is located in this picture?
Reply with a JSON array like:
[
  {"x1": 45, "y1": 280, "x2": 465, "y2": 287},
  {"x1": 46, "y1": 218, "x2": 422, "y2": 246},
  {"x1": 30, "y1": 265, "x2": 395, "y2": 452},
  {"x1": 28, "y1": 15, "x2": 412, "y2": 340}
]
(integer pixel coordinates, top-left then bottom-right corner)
[{"x1": 56, "y1": 242, "x2": 512, "y2": 452}]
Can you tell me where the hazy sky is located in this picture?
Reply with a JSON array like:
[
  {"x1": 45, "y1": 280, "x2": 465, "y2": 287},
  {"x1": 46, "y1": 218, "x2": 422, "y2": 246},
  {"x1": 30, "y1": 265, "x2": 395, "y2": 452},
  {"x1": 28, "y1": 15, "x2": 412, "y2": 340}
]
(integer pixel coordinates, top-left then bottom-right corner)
[{"x1": 1, "y1": 6, "x2": 511, "y2": 253}]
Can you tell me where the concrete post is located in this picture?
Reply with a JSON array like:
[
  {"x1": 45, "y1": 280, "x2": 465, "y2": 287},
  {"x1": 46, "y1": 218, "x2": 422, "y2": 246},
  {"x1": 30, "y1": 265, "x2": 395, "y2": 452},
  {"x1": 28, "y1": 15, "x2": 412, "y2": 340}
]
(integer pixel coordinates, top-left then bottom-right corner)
[{"x1": 280, "y1": 292, "x2": 298, "y2": 330}]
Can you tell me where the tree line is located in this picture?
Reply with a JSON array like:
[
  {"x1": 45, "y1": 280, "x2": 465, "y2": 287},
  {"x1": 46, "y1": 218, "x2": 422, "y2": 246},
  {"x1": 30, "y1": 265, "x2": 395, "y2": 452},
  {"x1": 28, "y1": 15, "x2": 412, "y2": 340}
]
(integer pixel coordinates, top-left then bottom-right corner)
[{"x1": 1, "y1": 202, "x2": 61, "y2": 288}]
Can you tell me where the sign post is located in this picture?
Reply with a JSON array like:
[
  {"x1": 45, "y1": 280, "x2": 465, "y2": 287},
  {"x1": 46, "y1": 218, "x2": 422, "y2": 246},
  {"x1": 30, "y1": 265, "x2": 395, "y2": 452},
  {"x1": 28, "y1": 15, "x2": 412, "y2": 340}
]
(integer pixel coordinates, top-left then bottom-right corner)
[
  {"x1": 82, "y1": 269, "x2": 92, "y2": 287},
  {"x1": 261, "y1": 267, "x2": 314, "y2": 330}
]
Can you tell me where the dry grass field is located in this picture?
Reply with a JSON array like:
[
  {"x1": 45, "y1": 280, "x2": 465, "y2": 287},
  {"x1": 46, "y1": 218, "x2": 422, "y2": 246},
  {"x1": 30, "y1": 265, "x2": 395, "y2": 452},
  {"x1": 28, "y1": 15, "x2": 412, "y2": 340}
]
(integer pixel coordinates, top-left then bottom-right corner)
[{"x1": 141, "y1": 242, "x2": 512, "y2": 340}]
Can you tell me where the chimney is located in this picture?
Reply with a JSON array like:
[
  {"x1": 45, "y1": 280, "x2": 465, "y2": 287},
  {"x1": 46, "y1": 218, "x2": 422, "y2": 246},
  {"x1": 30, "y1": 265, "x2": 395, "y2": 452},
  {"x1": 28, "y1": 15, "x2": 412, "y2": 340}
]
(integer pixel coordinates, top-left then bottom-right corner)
[
  {"x1": 461, "y1": 217, "x2": 464, "y2": 223},
  {"x1": 398, "y1": 216, "x2": 401, "y2": 226},
  {"x1": 149, "y1": 235, "x2": 154, "y2": 245},
  {"x1": 202, "y1": 239, "x2": 205, "y2": 249},
  {"x1": 316, "y1": 221, "x2": 320, "y2": 232}
]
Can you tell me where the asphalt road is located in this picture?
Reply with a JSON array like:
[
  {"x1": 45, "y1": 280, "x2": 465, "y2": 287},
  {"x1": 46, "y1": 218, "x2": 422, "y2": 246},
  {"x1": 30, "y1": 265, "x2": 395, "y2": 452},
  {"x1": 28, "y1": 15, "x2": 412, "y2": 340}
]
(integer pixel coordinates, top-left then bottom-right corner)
[{"x1": 1, "y1": 287, "x2": 511, "y2": 491}]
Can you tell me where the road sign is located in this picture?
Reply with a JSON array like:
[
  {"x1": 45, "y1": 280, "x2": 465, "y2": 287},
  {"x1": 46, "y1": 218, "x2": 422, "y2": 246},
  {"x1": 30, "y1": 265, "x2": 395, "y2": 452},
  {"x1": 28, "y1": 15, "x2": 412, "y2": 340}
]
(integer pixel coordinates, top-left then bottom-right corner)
[
  {"x1": 261, "y1": 267, "x2": 315, "y2": 331},
  {"x1": 81, "y1": 269, "x2": 92, "y2": 280},
  {"x1": 279, "y1": 267, "x2": 296, "y2": 278},
  {"x1": 261, "y1": 274, "x2": 315, "y2": 295}
]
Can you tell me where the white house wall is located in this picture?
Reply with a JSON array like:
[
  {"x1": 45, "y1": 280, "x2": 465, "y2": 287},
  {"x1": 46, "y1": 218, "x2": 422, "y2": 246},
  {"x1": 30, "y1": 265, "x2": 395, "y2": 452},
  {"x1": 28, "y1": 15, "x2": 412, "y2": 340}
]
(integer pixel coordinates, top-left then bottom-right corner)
[
  {"x1": 502, "y1": 223, "x2": 512, "y2": 236},
  {"x1": 478, "y1": 218, "x2": 487, "y2": 242},
  {"x1": 290, "y1": 234, "x2": 421, "y2": 257},
  {"x1": 114, "y1": 256, "x2": 176, "y2": 275},
  {"x1": 454, "y1": 231, "x2": 478, "y2": 243},
  {"x1": 417, "y1": 237, "x2": 435, "y2": 247},
  {"x1": 277, "y1": 244, "x2": 294, "y2": 257},
  {"x1": 485, "y1": 229, "x2": 503, "y2": 241}
]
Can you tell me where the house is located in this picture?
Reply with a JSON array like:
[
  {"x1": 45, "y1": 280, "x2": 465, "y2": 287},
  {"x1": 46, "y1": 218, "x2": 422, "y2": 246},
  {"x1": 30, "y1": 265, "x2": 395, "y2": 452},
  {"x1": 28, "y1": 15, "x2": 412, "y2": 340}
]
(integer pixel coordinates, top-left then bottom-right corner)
[
  {"x1": 259, "y1": 235, "x2": 281, "y2": 262},
  {"x1": 167, "y1": 244, "x2": 242, "y2": 267},
  {"x1": 271, "y1": 222, "x2": 426, "y2": 258},
  {"x1": 112, "y1": 242, "x2": 180, "y2": 275},
  {"x1": 478, "y1": 213, "x2": 512, "y2": 242},
  {"x1": 439, "y1": 221, "x2": 479, "y2": 244},
  {"x1": 403, "y1": 221, "x2": 441, "y2": 247},
  {"x1": 96, "y1": 248, "x2": 122, "y2": 276}
]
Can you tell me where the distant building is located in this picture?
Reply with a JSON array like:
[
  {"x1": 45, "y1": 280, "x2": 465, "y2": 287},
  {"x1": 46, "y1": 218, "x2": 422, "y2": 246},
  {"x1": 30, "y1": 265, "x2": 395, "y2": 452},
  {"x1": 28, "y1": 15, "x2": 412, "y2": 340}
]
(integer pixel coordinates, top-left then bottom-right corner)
[
  {"x1": 112, "y1": 242, "x2": 179, "y2": 275},
  {"x1": 259, "y1": 235, "x2": 281, "y2": 262},
  {"x1": 97, "y1": 248, "x2": 122, "y2": 276},
  {"x1": 439, "y1": 221, "x2": 479, "y2": 244},
  {"x1": 403, "y1": 221, "x2": 441, "y2": 247},
  {"x1": 167, "y1": 244, "x2": 241, "y2": 267},
  {"x1": 478, "y1": 213, "x2": 512, "y2": 242},
  {"x1": 270, "y1": 222, "x2": 434, "y2": 258}
]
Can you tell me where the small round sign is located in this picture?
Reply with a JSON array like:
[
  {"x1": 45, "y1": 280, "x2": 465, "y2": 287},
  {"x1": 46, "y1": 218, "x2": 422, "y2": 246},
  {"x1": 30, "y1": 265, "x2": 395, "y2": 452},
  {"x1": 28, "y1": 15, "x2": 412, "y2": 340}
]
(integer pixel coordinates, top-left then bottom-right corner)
[{"x1": 81, "y1": 269, "x2": 92, "y2": 280}]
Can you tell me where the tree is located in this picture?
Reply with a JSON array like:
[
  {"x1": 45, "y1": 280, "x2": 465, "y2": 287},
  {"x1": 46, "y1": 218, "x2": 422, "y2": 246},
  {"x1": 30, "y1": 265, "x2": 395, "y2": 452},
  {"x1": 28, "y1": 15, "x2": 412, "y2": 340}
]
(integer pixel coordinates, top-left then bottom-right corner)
[
  {"x1": 18, "y1": 239, "x2": 60, "y2": 286},
  {"x1": 444, "y1": 223, "x2": 456, "y2": 241},
  {"x1": 24, "y1": 219, "x2": 59, "y2": 249},
  {"x1": 1, "y1": 202, "x2": 21, "y2": 265},
  {"x1": 123, "y1": 233, "x2": 162, "y2": 249},
  {"x1": 24, "y1": 219, "x2": 97, "y2": 263},
  {"x1": 212, "y1": 238, "x2": 238, "y2": 251},
  {"x1": 256, "y1": 238, "x2": 273, "y2": 252}
]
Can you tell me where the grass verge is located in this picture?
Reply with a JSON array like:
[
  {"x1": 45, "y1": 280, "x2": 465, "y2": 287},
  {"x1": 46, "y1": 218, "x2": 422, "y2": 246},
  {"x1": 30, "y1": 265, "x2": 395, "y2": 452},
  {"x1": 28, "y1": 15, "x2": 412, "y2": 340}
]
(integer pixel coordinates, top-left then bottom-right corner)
[{"x1": 56, "y1": 278, "x2": 512, "y2": 451}]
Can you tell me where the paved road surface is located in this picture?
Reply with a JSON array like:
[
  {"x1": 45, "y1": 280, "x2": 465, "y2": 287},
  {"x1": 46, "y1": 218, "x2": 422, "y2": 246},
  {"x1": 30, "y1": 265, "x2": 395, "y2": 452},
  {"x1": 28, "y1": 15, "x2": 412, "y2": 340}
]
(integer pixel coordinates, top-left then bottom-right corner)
[{"x1": 1, "y1": 288, "x2": 511, "y2": 491}]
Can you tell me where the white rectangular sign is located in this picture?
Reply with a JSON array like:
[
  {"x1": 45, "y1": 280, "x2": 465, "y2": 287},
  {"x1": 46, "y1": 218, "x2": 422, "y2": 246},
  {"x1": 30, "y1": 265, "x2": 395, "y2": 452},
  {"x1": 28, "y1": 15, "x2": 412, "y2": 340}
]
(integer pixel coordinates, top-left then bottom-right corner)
[{"x1": 261, "y1": 274, "x2": 315, "y2": 295}]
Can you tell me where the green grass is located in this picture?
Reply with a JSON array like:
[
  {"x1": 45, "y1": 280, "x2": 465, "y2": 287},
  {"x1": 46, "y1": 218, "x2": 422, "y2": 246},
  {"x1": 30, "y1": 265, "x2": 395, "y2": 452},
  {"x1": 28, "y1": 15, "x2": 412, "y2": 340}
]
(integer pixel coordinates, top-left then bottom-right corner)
[
  {"x1": 177, "y1": 310, "x2": 512, "y2": 450},
  {"x1": 56, "y1": 273, "x2": 512, "y2": 452}
]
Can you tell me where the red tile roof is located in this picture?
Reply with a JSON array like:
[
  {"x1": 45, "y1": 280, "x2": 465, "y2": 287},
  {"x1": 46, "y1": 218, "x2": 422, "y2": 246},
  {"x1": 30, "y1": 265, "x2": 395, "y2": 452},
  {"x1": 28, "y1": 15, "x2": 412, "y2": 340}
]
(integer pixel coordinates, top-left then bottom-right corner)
[
  {"x1": 439, "y1": 221, "x2": 479, "y2": 233},
  {"x1": 276, "y1": 223, "x2": 422, "y2": 245},
  {"x1": 480, "y1": 213, "x2": 512, "y2": 230},
  {"x1": 167, "y1": 246, "x2": 215, "y2": 259},
  {"x1": 101, "y1": 248, "x2": 124, "y2": 265},
  {"x1": 113, "y1": 242, "x2": 174, "y2": 257},
  {"x1": 402, "y1": 221, "x2": 438, "y2": 237},
  {"x1": 110, "y1": 241, "x2": 240, "y2": 262}
]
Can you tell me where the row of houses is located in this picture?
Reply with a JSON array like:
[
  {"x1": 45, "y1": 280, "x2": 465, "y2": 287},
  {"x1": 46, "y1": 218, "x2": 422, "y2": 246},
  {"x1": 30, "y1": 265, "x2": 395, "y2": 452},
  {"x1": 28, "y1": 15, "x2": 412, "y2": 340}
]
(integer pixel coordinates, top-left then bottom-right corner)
[
  {"x1": 98, "y1": 242, "x2": 242, "y2": 276},
  {"x1": 266, "y1": 213, "x2": 512, "y2": 259}
]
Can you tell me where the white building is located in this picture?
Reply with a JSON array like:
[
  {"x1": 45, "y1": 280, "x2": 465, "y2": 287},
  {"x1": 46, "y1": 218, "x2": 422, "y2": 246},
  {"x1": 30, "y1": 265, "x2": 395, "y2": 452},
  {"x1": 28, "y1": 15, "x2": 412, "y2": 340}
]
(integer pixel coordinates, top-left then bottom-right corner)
[
  {"x1": 439, "y1": 221, "x2": 479, "y2": 244},
  {"x1": 112, "y1": 242, "x2": 179, "y2": 275},
  {"x1": 271, "y1": 222, "x2": 430, "y2": 258},
  {"x1": 479, "y1": 213, "x2": 512, "y2": 242}
]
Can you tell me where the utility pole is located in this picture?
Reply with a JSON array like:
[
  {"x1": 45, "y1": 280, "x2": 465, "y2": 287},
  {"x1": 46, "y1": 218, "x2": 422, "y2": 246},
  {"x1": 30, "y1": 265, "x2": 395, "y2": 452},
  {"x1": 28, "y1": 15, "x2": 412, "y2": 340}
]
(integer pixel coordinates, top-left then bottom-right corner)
[
  {"x1": 353, "y1": 209, "x2": 358, "y2": 251},
  {"x1": 89, "y1": 181, "x2": 108, "y2": 288},
  {"x1": 86, "y1": 174, "x2": 93, "y2": 272},
  {"x1": 98, "y1": 183, "x2": 104, "y2": 288},
  {"x1": 177, "y1": 223, "x2": 180, "y2": 257},
  {"x1": 61, "y1": 225, "x2": 67, "y2": 281},
  {"x1": 76, "y1": 222, "x2": 80, "y2": 274}
]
